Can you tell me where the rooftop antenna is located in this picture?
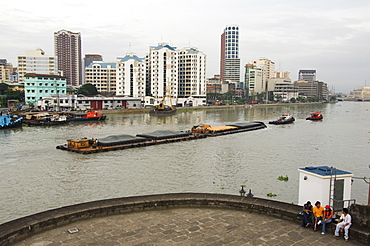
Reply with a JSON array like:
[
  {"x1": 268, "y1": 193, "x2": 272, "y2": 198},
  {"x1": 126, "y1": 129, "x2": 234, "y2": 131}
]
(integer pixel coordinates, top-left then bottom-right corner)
[{"x1": 129, "y1": 42, "x2": 132, "y2": 53}]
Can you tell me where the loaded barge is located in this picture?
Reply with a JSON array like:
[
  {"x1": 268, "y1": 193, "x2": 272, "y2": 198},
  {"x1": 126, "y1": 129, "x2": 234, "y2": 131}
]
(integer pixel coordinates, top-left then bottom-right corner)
[{"x1": 56, "y1": 121, "x2": 266, "y2": 154}]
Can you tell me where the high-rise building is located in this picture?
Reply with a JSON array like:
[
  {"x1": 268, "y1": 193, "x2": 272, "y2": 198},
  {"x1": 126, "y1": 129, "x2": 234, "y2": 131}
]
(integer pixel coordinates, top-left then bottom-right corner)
[
  {"x1": 252, "y1": 57, "x2": 276, "y2": 80},
  {"x1": 146, "y1": 43, "x2": 178, "y2": 102},
  {"x1": 116, "y1": 53, "x2": 146, "y2": 98},
  {"x1": 0, "y1": 59, "x2": 14, "y2": 83},
  {"x1": 178, "y1": 47, "x2": 206, "y2": 98},
  {"x1": 244, "y1": 63, "x2": 263, "y2": 97},
  {"x1": 85, "y1": 61, "x2": 117, "y2": 95},
  {"x1": 17, "y1": 49, "x2": 58, "y2": 83},
  {"x1": 54, "y1": 29, "x2": 82, "y2": 87},
  {"x1": 220, "y1": 25, "x2": 241, "y2": 85},
  {"x1": 298, "y1": 70, "x2": 316, "y2": 83}
]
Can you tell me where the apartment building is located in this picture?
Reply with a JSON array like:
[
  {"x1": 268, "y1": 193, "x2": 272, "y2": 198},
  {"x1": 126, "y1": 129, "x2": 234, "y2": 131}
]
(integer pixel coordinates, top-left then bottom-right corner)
[
  {"x1": 54, "y1": 29, "x2": 82, "y2": 87},
  {"x1": 17, "y1": 49, "x2": 58, "y2": 83},
  {"x1": 145, "y1": 43, "x2": 178, "y2": 105},
  {"x1": 244, "y1": 63, "x2": 264, "y2": 96},
  {"x1": 24, "y1": 73, "x2": 66, "y2": 105},
  {"x1": 116, "y1": 53, "x2": 146, "y2": 99},
  {"x1": 0, "y1": 59, "x2": 13, "y2": 83},
  {"x1": 85, "y1": 62, "x2": 117, "y2": 95},
  {"x1": 177, "y1": 47, "x2": 206, "y2": 98}
]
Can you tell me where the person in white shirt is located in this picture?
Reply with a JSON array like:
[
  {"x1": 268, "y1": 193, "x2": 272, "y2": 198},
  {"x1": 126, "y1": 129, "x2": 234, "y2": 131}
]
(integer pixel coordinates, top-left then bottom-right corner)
[{"x1": 334, "y1": 208, "x2": 352, "y2": 241}]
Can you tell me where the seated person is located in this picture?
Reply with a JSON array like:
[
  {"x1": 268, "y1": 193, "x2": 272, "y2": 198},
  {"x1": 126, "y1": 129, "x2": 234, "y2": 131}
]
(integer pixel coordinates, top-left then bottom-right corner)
[
  {"x1": 313, "y1": 201, "x2": 324, "y2": 230},
  {"x1": 334, "y1": 208, "x2": 352, "y2": 241},
  {"x1": 321, "y1": 205, "x2": 334, "y2": 234},
  {"x1": 301, "y1": 201, "x2": 313, "y2": 227}
]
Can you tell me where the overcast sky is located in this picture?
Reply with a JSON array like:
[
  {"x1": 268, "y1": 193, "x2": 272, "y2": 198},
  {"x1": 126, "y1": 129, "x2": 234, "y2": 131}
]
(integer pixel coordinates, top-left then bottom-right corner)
[{"x1": 1, "y1": 0, "x2": 369, "y2": 93}]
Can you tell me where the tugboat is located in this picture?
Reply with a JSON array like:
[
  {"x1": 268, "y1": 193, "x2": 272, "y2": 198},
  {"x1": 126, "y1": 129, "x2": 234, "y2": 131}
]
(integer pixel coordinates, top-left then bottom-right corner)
[
  {"x1": 0, "y1": 111, "x2": 23, "y2": 129},
  {"x1": 269, "y1": 114, "x2": 295, "y2": 125},
  {"x1": 68, "y1": 110, "x2": 106, "y2": 121},
  {"x1": 306, "y1": 112, "x2": 323, "y2": 121}
]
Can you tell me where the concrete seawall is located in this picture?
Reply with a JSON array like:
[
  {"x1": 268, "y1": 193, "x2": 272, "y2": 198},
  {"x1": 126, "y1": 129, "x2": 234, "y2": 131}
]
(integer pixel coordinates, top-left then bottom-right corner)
[{"x1": 0, "y1": 193, "x2": 368, "y2": 245}]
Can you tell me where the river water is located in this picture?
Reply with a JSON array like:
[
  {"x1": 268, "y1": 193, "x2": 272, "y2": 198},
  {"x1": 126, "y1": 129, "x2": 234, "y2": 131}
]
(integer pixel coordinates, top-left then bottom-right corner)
[{"x1": 0, "y1": 102, "x2": 369, "y2": 224}]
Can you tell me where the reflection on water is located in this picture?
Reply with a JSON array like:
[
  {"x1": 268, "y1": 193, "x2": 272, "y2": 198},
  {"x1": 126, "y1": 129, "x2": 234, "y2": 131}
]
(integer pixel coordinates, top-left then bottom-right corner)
[{"x1": 0, "y1": 102, "x2": 369, "y2": 223}]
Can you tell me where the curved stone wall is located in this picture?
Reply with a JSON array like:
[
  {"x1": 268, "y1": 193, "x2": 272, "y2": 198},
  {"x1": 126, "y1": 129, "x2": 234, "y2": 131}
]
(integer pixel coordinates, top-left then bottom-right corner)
[{"x1": 0, "y1": 193, "x2": 368, "y2": 245}]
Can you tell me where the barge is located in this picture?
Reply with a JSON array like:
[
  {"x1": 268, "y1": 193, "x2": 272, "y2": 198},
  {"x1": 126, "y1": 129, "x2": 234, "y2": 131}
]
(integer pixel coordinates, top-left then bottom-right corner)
[{"x1": 56, "y1": 121, "x2": 266, "y2": 154}]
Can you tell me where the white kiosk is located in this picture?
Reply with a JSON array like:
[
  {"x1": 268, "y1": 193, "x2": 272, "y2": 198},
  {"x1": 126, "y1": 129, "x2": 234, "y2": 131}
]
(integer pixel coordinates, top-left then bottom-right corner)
[{"x1": 298, "y1": 166, "x2": 353, "y2": 211}]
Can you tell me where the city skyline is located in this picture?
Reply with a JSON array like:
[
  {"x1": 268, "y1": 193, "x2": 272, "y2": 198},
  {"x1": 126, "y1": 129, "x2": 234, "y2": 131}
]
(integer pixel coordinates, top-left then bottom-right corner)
[{"x1": 1, "y1": 0, "x2": 370, "y2": 94}]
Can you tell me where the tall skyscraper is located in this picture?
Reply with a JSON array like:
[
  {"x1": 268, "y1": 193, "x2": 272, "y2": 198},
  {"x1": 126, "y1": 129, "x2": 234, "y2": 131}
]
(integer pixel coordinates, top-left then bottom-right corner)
[
  {"x1": 220, "y1": 25, "x2": 241, "y2": 85},
  {"x1": 17, "y1": 48, "x2": 58, "y2": 83},
  {"x1": 54, "y1": 29, "x2": 82, "y2": 87}
]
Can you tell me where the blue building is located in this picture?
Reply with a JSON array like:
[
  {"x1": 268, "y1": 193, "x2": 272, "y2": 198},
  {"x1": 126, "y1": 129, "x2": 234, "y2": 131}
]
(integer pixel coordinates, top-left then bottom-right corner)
[{"x1": 24, "y1": 73, "x2": 67, "y2": 105}]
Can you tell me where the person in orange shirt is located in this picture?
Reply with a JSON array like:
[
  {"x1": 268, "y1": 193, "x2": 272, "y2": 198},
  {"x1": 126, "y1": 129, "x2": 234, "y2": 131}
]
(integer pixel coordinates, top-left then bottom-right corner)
[{"x1": 313, "y1": 201, "x2": 324, "y2": 231}]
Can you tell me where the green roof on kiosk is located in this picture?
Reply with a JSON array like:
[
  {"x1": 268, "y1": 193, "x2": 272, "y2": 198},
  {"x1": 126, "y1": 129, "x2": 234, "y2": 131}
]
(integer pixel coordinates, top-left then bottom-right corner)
[{"x1": 299, "y1": 166, "x2": 352, "y2": 176}]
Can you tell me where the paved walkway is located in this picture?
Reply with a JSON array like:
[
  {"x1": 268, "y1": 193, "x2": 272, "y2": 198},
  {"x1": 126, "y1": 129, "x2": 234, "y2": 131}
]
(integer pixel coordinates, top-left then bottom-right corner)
[{"x1": 14, "y1": 208, "x2": 361, "y2": 246}]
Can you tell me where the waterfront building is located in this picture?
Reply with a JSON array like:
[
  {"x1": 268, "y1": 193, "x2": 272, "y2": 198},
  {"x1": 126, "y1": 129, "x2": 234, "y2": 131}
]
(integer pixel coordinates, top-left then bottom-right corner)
[
  {"x1": 177, "y1": 47, "x2": 206, "y2": 106},
  {"x1": 252, "y1": 57, "x2": 275, "y2": 81},
  {"x1": 353, "y1": 86, "x2": 370, "y2": 99},
  {"x1": 116, "y1": 53, "x2": 146, "y2": 99},
  {"x1": 206, "y1": 75, "x2": 222, "y2": 94},
  {"x1": 294, "y1": 80, "x2": 328, "y2": 101},
  {"x1": 24, "y1": 73, "x2": 66, "y2": 105},
  {"x1": 17, "y1": 49, "x2": 58, "y2": 83},
  {"x1": 220, "y1": 25, "x2": 241, "y2": 85},
  {"x1": 244, "y1": 63, "x2": 264, "y2": 98},
  {"x1": 54, "y1": 29, "x2": 82, "y2": 87},
  {"x1": 85, "y1": 61, "x2": 117, "y2": 95},
  {"x1": 270, "y1": 79, "x2": 298, "y2": 102},
  {"x1": 0, "y1": 59, "x2": 13, "y2": 83},
  {"x1": 145, "y1": 43, "x2": 178, "y2": 106},
  {"x1": 298, "y1": 70, "x2": 316, "y2": 83},
  {"x1": 38, "y1": 95, "x2": 141, "y2": 111},
  {"x1": 84, "y1": 54, "x2": 103, "y2": 67}
]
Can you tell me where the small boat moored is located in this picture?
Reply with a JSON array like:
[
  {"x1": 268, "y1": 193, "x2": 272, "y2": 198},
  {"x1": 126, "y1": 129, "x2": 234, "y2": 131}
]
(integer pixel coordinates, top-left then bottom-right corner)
[
  {"x1": 306, "y1": 112, "x2": 323, "y2": 121},
  {"x1": 0, "y1": 112, "x2": 23, "y2": 129},
  {"x1": 23, "y1": 112, "x2": 69, "y2": 126},
  {"x1": 269, "y1": 114, "x2": 295, "y2": 125},
  {"x1": 69, "y1": 110, "x2": 106, "y2": 121}
]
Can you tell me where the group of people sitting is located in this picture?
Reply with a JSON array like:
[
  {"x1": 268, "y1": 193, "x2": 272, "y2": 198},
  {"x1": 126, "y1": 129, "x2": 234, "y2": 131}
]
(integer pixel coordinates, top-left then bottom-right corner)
[{"x1": 301, "y1": 201, "x2": 352, "y2": 241}]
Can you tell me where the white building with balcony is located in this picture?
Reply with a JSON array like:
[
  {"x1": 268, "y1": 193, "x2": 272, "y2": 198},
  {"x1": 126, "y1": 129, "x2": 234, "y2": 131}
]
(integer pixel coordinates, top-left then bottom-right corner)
[
  {"x1": 116, "y1": 53, "x2": 146, "y2": 99},
  {"x1": 177, "y1": 47, "x2": 207, "y2": 106},
  {"x1": 145, "y1": 43, "x2": 178, "y2": 106}
]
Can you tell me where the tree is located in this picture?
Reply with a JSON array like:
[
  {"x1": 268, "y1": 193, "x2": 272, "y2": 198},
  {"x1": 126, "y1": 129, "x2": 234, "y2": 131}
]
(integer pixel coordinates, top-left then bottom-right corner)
[
  {"x1": 0, "y1": 83, "x2": 9, "y2": 94},
  {"x1": 77, "y1": 83, "x2": 98, "y2": 96}
]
